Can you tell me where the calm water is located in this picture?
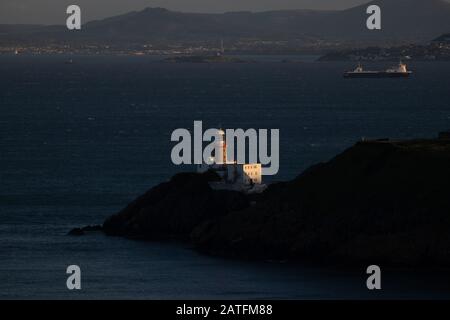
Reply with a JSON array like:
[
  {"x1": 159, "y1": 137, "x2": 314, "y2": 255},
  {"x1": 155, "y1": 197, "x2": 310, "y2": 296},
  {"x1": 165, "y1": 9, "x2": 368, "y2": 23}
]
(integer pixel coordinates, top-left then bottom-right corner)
[{"x1": 1, "y1": 55, "x2": 450, "y2": 299}]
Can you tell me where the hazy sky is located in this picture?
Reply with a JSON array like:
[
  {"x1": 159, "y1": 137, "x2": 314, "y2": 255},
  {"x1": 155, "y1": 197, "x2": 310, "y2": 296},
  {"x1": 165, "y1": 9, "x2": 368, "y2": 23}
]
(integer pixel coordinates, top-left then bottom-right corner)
[{"x1": 0, "y1": 0, "x2": 374, "y2": 25}]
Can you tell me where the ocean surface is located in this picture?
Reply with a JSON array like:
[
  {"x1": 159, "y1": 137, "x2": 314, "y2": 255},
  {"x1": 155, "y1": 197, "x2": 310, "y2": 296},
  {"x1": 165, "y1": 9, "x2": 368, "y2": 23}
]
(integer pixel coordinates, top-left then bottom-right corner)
[{"x1": 1, "y1": 55, "x2": 450, "y2": 299}]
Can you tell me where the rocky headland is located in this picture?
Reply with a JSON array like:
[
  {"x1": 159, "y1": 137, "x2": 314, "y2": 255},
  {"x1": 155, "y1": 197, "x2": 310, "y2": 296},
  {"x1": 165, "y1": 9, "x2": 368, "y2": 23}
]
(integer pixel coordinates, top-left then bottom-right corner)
[
  {"x1": 73, "y1": 137, "x2": 450, "y2": 266},
  {"x1": 102, "y1": 170, "x2": 250, "y2": 240}
]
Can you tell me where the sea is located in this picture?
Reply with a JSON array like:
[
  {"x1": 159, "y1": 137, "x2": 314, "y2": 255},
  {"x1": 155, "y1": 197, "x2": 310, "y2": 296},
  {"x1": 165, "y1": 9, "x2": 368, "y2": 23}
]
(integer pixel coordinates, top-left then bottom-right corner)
[{"x1": 1, "y1": 55, "x2": 450, "y2": 299}]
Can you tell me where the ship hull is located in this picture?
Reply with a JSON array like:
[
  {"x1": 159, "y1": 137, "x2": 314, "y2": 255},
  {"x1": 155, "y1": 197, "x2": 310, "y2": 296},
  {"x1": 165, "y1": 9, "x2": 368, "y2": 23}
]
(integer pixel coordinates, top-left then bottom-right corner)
[{"x1": 344, "y1": 72, "x2": 411, "y2": 78}]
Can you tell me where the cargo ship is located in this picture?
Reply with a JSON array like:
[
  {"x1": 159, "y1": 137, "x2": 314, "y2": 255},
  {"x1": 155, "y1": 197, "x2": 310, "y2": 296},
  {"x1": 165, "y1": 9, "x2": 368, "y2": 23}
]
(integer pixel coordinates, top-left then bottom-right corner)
[{"x1": 344, "y1": 62, "x2": 412, "y2": 78}]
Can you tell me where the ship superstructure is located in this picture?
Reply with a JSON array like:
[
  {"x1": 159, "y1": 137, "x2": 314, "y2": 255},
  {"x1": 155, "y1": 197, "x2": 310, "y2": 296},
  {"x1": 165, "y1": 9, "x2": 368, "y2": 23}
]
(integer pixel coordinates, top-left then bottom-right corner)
[{"x1": 344, "y1": 62, "x2": 412, "y2": 78}]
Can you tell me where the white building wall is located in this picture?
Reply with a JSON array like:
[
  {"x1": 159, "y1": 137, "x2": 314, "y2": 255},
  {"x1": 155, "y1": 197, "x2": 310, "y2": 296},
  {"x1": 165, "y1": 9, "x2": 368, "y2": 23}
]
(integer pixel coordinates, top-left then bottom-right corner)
[{"x1": 241, "y1": 164, "x2": 262, "y2": 185}]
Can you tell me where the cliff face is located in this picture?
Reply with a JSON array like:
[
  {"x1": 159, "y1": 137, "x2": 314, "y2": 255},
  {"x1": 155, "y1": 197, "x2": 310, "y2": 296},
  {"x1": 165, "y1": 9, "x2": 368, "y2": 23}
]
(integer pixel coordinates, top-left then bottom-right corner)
[
  {"x1": 103, "y1": 171, "x2": 249, "y2": 240},
  {"x1": 102, "y1": 138, "x2": 450, "y2": 266},
  {"x1": 192, "y1": 140, "x2": 450, "y2": 266}
]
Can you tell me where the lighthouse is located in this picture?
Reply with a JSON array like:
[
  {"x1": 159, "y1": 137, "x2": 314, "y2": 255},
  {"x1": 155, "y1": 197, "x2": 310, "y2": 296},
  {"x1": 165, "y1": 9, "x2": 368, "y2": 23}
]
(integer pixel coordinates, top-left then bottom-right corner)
[
  {"x1": 215, "y1": 129, "x2": 227, "y2": 165},
  {"x1": 197, "y1": 127, "x2": 264, "y2": 192}
]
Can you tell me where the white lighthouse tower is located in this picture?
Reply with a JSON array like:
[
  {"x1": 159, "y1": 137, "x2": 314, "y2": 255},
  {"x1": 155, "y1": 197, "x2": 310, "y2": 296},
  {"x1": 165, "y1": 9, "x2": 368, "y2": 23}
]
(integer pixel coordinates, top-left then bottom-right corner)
[{"x1": 214, "y1": 129, "x2": 227, "y2": 165}]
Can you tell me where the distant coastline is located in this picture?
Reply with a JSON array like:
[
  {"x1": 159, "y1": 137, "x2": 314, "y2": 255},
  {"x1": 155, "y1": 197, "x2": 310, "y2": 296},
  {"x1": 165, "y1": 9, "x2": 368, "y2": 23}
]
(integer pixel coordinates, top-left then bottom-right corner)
[
  {"x1": 4, "y1": 34, "x2": 450, "y2": 61},
  {"x1": 319, "y1": 34, "x2": 450, "y2": 61},
  {"x1": 2, "y1": 1, "x2": 450, "y2": 56},
  {"x1": 164, "y1": 54, "x2": 250, "y2": 63}
]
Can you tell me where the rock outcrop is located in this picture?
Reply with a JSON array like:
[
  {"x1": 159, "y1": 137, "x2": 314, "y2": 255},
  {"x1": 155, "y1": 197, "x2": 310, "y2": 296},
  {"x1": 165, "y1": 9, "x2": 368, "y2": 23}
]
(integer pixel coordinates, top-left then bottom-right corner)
[
  {"x1": 103, "y1": 170, "x2": 249, "y2": 240},
  {"x1": 99, "y1": 138, "x2": 450, "y2": 266},
  {"x1": 192, "y1": 139, "x2": 450, "y2": 266},
  {"x1": 68, "y1": 225, "x2": 102, "y2": 236}
]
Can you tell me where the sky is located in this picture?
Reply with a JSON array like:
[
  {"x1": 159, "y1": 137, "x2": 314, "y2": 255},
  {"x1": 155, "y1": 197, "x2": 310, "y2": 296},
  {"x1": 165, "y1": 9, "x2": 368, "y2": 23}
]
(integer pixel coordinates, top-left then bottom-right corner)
[{"x1": 0, "y1": 0, "x2": 374, "y2": 25}]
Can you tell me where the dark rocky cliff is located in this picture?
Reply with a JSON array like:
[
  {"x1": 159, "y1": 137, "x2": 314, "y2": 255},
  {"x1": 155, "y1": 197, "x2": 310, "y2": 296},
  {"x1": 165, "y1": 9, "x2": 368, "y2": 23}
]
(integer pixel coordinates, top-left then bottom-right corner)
[
  {"x1": 101, "y1": 138, "x2": 450, "y2": 266},
  {"x1": 103, "y1": 170, "x2": 249, "y2": 240},
  {"x1": 193, "y1": 139, "x2": 450, "y2": 266}
]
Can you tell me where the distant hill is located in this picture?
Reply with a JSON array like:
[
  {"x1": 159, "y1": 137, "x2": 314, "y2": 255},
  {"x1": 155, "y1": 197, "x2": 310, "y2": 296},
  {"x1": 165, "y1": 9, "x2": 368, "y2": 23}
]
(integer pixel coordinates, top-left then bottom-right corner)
[
  {"x1": 1, "y1": 0, "x2": 450, "y2": 47},
  {"x1": 434, "y1": 33, "x2": 450, "y2": 43},
  {"x1": 329, "y1": 0, "x2": 450, "y2": 41}
]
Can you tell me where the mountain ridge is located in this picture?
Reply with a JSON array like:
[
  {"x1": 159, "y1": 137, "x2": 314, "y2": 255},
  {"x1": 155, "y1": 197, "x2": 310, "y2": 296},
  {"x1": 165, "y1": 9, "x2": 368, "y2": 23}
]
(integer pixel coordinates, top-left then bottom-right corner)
[{"x1": 1, "y1": 0, "x2": 450, "y2": 47}]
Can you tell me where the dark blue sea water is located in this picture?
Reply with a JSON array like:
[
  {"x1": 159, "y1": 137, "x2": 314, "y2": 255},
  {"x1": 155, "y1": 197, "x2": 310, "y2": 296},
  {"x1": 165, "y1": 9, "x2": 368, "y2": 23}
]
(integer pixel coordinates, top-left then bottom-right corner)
[{"x1": 1, "y1": 55, "x2": 450, "y2": 299}]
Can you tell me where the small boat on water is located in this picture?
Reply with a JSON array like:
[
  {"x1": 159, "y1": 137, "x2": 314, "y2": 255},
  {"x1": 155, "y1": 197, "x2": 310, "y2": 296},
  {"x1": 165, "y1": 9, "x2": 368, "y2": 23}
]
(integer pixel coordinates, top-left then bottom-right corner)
[{"x1": 344, "y1": 62, "x2": 412, "y2": 78}]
